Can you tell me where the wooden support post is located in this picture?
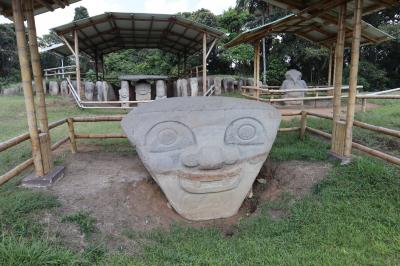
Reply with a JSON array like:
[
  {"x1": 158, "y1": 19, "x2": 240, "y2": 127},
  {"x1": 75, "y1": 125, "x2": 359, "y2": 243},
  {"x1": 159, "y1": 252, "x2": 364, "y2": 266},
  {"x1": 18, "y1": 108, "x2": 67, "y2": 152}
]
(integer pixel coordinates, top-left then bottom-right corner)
[
  {"x1": 196, "y1": 66, "x2": 199, "y2": 79},
  {"x1": 202, "y1": 32, "x2": 207, "y2": 94},
  {"x1": 344, "y1": 0, "x2": 363, "y2": 158},
  {"x1": 183, "y1": 51, "x2": 187, "y2": 77},
  {"x1": 253, "y1": 41, "x2": 260, "y2": 99},
  {"x1": 74, "y1": 30, "x2": 82, "y2": 99},
  {"x1": 94, "y1": 50, "x2": 99, "y2": 81},
  {"x1": 177, "y1": 54, "x2": 181, "y2": 77},
  {"x1": 25, "y1": 0, "x2": 53, "y2": 174},
  {"x1": 12, "y1": 0, "x2": 44, "y2": 177},
  {"x1": 361, "y1": 98, "x2": 367, "y2": 112},
  {"x1": 101, "y1": 54, "x2": 105, "y2": 80},
  {"x1": 328, "y1": 46, "x2": 333, "y2": 87},
  {"x1": 67, "y1": 118, "x2": 77, "y2": 153},
  {"x1": 39, "y1": 132, "x2": 53, "y2": 174},
  {"x1": 25, "y1": 0, "x2": 50, "y2": 134},
  {"x1": 300, "y1": 111, "x2": 307, "y2": 140},
  {"x1": 331, "y1": 2, "x2": 346, "y2": 154}
]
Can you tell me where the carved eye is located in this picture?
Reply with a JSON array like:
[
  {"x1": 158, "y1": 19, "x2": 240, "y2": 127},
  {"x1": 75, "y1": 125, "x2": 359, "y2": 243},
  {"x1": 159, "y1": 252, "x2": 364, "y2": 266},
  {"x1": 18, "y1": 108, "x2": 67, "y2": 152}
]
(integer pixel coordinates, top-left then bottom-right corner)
[
  {"x1": 225, "y1": 118, "x2": 265, "y2": 145},
  {"x1": 146, "y1": 121, "x2": 196, "y2": 152}
]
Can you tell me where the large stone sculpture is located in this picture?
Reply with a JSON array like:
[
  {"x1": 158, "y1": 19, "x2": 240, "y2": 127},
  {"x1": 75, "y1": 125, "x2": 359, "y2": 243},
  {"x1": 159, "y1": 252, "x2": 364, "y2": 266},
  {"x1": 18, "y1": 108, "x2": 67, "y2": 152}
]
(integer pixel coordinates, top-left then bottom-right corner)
[
  {"x1": 177, "y1": 79, "x2": 188, "y2": 97},
  {"x1": 135, "y1": 81, "x2": 151, "y2": 101},
  {"x1": 155, "y1": 80, "x2": 167, "y2": 100},
  {"x1": 103, "y1": 81, "x2": 116, "y2": 101},
  {"x1": 84, "y1": 81, "x2": 94, "y2": 100},
  {"x1": 280, "y1": 69, "x2": 308, "y2": 105},
  {"x1": 49, "y1": 81, "x2": 59, "y2": 95},
  {"x1": 119, "y1": 81, "x2": 130, "y2": 107},
  {"x1": 189, "y1": 78, "x2": 198, "y2": 96},
  {"x1": 96, "y1": 81, "x2": 104, "y2": 101},
  {"x1": 214, "y1": 77, "x2": 222, "y2": 95},
  {"x1": 121, "y1": 97, "x2": 281, "y2": 220},
  {"x1": 60, "y1": 80, "x2": 69, "y2": 96}
]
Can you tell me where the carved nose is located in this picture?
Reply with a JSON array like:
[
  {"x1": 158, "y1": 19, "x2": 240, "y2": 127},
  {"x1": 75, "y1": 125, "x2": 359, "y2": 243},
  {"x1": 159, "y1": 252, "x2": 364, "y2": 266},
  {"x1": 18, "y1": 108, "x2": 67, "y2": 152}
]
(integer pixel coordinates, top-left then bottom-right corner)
[{"x1": 198, "y1": 146, "x2": 224, "y2": 170}]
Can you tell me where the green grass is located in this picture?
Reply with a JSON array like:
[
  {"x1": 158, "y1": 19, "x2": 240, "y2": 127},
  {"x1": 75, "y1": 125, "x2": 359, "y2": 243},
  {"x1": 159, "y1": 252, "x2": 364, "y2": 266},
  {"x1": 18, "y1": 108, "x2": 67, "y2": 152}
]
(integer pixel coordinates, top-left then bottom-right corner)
[
  {"x1": 61, "y1": 212, "x2": 98, "y2": 238},
  {"x1": 0, "y1": 95, "x2": 399, "y2": 265}
]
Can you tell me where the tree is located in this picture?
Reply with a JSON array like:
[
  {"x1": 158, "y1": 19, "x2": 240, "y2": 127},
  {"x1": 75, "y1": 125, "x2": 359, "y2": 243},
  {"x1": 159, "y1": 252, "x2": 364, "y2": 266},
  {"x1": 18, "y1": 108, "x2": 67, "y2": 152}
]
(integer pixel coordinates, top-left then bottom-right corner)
[
  {"x1": 73, "y1": 6, "x2": 89, "y2": 21},
  {"x1": 0, "y1": 23, "x2": 19, "y2": 87},
  {"x1": 236, "y1": 0, "x2": 273, "y2": 84}
]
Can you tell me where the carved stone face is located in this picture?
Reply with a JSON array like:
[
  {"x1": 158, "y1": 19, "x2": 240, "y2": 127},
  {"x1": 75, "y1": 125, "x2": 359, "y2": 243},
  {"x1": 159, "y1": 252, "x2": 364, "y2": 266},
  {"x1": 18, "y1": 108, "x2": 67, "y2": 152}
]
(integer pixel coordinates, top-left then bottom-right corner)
[{"x1": 122, "y1": 97, "x2": 281, "y2": 220}]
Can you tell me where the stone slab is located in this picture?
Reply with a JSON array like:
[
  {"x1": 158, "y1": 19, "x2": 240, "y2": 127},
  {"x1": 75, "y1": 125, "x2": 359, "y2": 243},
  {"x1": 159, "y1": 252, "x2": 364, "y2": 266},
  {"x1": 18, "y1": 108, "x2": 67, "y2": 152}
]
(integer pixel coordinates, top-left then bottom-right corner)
[{"x1": 21, "y1": 166, "x2": 65, "y2": 188}]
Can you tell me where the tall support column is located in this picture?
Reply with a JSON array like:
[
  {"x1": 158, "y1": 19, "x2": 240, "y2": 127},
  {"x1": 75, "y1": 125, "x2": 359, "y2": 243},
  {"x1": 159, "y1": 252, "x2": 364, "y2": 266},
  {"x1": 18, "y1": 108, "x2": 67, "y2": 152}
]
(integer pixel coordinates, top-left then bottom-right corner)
[
  {"x1": 94, "y1": 50, "x2": 99, "y2": 81},
  {"x1": 202, "y1": 32, "x2": 207, "y2": 94},
  {"x1": 25, "y1": 0, "x2": 50, "y2": 134},
  {"x1": 253, "y1": 41, "x2": 261, "y2": 100},
  {"x1": 330, "y1": 2, "x2": 346, "y2": 153},
  {"x1": 328, "y1": 46, "x2": 333, "y2": 86},
  {"x1": 101, "y1": 54, "x2": 105, "y2": 80},
  {"x1": 12, "y1": 0, "x2": 44, "y2": 177},
  {"x1": 344, "y1": 0, "x2": 363, "y2": 158},
  {"x1": 25, "y1": 0, "x2": 53, "y2": 174},
  {"x1": 74, "y1": 30, "x2": 82, "y2": 99}
]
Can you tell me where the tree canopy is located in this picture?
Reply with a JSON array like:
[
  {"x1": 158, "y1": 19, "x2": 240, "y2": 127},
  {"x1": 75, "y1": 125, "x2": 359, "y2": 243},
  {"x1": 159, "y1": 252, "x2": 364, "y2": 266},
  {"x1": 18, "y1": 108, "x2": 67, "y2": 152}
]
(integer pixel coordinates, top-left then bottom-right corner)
[{"x1": 0, "y1": 5, "x2": 399, "y2": 91}]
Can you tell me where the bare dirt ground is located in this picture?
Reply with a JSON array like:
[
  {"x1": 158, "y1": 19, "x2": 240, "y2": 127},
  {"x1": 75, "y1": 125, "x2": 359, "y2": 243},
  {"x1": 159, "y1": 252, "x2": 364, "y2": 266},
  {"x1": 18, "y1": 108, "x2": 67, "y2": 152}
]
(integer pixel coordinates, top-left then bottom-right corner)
[{"x1": 42, "y1": 146, "x2": 331, "y2": 252}]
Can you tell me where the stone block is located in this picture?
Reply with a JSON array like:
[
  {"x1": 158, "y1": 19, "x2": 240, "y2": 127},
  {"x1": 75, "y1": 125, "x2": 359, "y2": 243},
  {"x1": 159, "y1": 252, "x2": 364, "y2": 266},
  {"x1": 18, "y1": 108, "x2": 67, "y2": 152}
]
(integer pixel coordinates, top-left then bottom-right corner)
[
  {"x1": 84, "y1": 81, "x2": 94, "y2": 100},
  {"x1": 156, "y1": 80, "x2": 167, "y2": 99},
  {"x1": 60, "y1": 80, "x2": 69, "y2": 96},
  {"x1": 135, "y1": 82, "x2": 151, "y2": 101},
  {"x1": 121, "y1": 97, "x2": 281, "y2": 220},
  {"x1": 49, "y1": 81, "x2": 59, "y2": 95},
  {"x1": 189, "y1": 78, "x2": 198, "y2": 96}
]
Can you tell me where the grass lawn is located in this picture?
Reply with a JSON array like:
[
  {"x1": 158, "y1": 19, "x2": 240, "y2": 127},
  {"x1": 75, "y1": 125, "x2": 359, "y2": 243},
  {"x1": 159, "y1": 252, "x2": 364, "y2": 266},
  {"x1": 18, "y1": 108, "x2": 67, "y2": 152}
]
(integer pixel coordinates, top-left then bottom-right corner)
[{"x1": 0, "y1": 95, "x2": 399, "y2": 265}]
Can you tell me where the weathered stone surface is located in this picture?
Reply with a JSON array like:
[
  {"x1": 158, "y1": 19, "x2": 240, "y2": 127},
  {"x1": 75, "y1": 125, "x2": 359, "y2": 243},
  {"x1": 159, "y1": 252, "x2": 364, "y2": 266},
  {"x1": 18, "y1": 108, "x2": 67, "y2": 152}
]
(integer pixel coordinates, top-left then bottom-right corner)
[
  {"x1": 177, "y1": 79, "x2": 188, "y2": 97},
  {"x1": 119, "y1": 81, "x2": 130, "y2": 107},
  {"x1": 135, "y1": 82, "x2": 151, "y2": 101},
  {"x1": 223, "y1": 77, "x2": 235, "y2": 92},
  {"x1": 2, "y1": 84, "x2": 22, "y2": 95},
  {"x1": 49, "y1": 81, "x2": 59, "y2": 95},
  {"x1": 214, "y1": 77, "x2": 222, "y2": 95},
  {"x1": 84, "y1": 81, "x2": 94, "y2": 100},
  {"x1": 280, "y1": 69, "x2": 307, "y2": 105},
  {"x1": 189, "y1": 78, "x2": 198, "y2": 96},
  {"x1": 60, "y1": 80, "x2": 69, "y2": 96},
  {"x1": 103, "y1": 81, "x2": 116, "y2": 101},
  {"x1": 121, "y1": 97, "x2": 281, "y2": 220},
  {"x1": 96, "y1": 81, "x2": 104, "y2": 101},
  {"x1": 156, "y1": 80, "x2": 167, "y2": 99}
]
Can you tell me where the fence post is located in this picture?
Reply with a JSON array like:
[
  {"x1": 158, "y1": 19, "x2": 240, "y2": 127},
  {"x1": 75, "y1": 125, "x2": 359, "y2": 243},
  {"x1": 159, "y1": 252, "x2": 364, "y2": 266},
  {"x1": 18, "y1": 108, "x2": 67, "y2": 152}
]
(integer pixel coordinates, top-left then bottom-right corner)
[
  {"x1": 300, "y1": 111, "x2": 307, "y2": 140},
  {"x1": 361, "y1": 98, "x2": 367, "y2": 112},
  {"x1": 67, "y1": 118, "x2": 77, "y2": 153}
]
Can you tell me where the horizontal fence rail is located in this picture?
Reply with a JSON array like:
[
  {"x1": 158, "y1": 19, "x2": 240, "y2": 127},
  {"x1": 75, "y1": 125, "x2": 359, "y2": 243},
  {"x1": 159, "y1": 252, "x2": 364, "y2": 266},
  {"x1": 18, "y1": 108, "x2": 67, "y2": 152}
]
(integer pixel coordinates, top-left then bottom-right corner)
[{"x1": 1, "y1": 110, "x2": 399, "y2": 187}]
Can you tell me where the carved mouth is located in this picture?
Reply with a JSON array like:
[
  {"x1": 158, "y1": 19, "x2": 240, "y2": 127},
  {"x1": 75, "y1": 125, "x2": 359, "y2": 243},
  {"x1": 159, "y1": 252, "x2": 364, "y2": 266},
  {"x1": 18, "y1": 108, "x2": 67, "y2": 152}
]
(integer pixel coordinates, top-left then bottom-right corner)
[{"x1": 177, "y1": 165, "x2": 242, "y2": 194}]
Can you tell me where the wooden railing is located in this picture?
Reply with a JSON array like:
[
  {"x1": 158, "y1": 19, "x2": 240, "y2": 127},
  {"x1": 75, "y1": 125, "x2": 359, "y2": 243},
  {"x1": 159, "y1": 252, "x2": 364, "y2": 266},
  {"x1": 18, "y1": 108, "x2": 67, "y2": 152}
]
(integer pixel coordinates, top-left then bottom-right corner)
[{"x1": 1, "y1": 111, "x2": 399, "y2": 187}]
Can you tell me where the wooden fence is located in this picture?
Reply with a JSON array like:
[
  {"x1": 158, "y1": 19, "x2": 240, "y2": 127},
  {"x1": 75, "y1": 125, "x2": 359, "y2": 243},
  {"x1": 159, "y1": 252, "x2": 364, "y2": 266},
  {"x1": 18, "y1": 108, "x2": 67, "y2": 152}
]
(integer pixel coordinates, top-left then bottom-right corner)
[{"x1": 1, "y1": 111, "x2": 399, "y2": 187}]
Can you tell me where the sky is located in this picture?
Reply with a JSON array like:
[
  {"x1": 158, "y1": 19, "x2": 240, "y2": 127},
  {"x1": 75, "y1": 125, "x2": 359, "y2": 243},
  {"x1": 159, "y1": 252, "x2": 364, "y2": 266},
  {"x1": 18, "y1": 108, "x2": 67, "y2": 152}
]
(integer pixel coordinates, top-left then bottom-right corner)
[{"x1": 0, "y1": 0, "x2": 236, "y2": 36}]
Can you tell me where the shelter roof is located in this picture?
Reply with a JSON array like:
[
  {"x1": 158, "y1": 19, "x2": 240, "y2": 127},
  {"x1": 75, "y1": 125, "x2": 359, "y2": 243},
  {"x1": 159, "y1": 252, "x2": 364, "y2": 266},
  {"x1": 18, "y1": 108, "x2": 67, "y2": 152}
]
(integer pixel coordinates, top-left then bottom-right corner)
[
  {"x1": 51, "y1": 12, "x2": 225, "y2": 58},
  {"x1": 225, "y1": 13, "x2": 394, "y2": 48},
  {"x1": 264, "y1": 0, "x2": 399, "y2": 17},
  {"x1": 0, "y1": 0, "x2": 80, "y2": 17}
]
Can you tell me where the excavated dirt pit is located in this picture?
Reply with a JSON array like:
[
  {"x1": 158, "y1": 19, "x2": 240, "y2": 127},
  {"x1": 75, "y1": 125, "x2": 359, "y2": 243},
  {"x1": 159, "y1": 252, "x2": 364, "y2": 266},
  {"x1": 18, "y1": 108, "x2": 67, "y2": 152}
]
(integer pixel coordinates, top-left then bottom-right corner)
[{"x1": 40, "y1": 146, "x2": 331, "y2": 252}]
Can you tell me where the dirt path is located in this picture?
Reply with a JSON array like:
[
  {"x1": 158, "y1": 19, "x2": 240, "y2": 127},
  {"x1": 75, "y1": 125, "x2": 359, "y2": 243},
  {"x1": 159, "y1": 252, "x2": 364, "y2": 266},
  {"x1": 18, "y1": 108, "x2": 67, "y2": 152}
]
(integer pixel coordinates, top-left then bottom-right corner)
[{"x1": 42, "y1": 148, "x2": 331, "y2": 252}]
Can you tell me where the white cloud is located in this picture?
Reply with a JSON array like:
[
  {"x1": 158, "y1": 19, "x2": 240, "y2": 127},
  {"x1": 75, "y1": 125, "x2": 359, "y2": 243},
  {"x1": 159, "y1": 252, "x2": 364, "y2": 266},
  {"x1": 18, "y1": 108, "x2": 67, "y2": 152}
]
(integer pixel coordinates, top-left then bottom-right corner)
[{"x1": 144, "y1": 0, "x2": 190, "y2": 14}]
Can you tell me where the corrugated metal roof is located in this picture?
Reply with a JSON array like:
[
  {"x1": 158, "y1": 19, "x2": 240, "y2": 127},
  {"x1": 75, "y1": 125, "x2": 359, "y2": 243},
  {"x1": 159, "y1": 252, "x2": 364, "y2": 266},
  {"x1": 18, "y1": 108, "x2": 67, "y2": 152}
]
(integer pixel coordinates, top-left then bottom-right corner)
[
  {"x1": 225, "y1": 13, "x2": 394, "y2": 48},
  {"x1": 264, "y1": 0, "x2": 399, "y2": 17},
  {"x1": 0, "y1": 0, "x2": 81, "y2": 18},
  {"x1": 51, "y1": 12, "x2": 225, "y2": 57}
]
